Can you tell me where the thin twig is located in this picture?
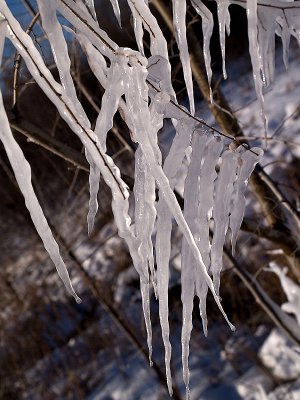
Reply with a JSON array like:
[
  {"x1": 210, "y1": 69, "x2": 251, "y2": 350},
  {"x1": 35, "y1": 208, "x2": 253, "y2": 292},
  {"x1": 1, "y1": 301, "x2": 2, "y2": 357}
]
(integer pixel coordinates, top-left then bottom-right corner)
[{"x1": 12, "y1": 11, "x2": 40, "y2": 111}]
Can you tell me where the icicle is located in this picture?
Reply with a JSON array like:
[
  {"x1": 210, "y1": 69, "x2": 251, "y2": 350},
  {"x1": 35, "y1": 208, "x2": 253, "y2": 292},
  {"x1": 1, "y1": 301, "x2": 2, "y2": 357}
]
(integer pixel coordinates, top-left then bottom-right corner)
[
  {"x1": 153, "y1": 99, "x2": 194, "y2": 398},
  {"x1": 194, "y1": 136, "x2": 224, "y2": 334},
  {"x1": 197, "y1": 135, "x2": 224, "y2": 270},
  {"x1": 181, "y1": 130, "x2": 208, "y2": 397},
  {"x1": 132, "y1": 7, "x2": 145, "y2": 55},
  {"x1": 230, "y1": 147, "x2": 263, "y2": 255},
  {"x1": 276, "y1": 13, "x2": 291, "y2": 70},
  {"x1": 134, "y1": 146, "x2": 157, "y2": 363},
  {"x1": 94, "y1": 56, "x2": 125, "y2": 149},
  {"x1": 256, "y1": 8, "x2": 276, "y2": 87},
  {"x1": 181, "y1": 245, "x2": 195, "y2": 400},
  {"x1": 172, "y1": 0, "x2": 195, "y2": 115},
  {"x1": 0, "y1": 92, "x2": 81, "y2": 303},
  {"x1": 211, "y1": 148, "x2": 239, "y2": 295},
  {"x1": 246, "y1": 0, "x2": 267, "y2": 138},
  {"x1": 155, "y1": 117, "x2": 197, "y2": 396},
  {"x1": 217, "y1": 0, "x2": 231, "y2": 79},
  {"x1": 86, "y1": 152, "x2": 101, "y2": 235},
  {"x1": 109, "y1": 0, "x2": 122, "y2": 28},
  {"x1": 191, "y1": 0, "x2": 214, "y2": 100}
]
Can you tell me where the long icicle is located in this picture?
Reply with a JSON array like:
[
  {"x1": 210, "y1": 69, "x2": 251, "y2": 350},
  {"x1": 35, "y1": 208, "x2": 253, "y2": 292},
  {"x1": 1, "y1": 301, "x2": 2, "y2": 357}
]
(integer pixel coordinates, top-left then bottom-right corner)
[
  {"x1": 172, "y1": 0, "x2": 195, "y2": 114},
  {"x1": 0, "y1": 92, "x2": 81, "y2": 303}
]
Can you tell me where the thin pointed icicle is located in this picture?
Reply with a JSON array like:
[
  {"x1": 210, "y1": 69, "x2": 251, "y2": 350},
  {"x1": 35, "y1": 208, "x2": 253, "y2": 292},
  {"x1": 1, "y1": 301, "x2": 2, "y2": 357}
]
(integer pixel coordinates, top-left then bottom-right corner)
[
  {"x1": 195, "y1": 134, "x2": 224, "y2": 333},
  {"x1": 191, "y1": 0, "x2": 214, "y2": 100},
  {"x1": 155, "y1": 205, "x2": 173, "y2": 395},
  {"x1": 181, "y1": 130, "x2": 208, "y2": 397},
  {"x1": 134, "y1": 146, "x2": 157, "y2": 364},
  {"x1": 181, "y1": 244, "x2": 195, "y2": 400},
  {"x1": 217, "y1": 0, "x2": 231, "y2": 79},
  {"x1": 211, "y1": 148, "x2": 239, "y2": 295},
  {"x1": 131, "y1": 6, "x2": 144, "y2": 55},
  {"x1": 94, "y1": 56, "x2": 125, "y2": 149},
  {"x1": 246, "y1": 0, "x2": 267, "y2": 138},
  {"x1": 197, "y1": 135, "x2": 224, "y2": 269},
  {"x1": 109, "y1": 0, "x2": 122, "y2": 28},
  {"x1": 230, "y1": 147, "x2": 263, "y2": 255},
  {"x1": 172, "y1": 0, "x2": 195, "y2": 115},
  {"x1": 86, "y1": 152, "x2": 101, "y2": 235},
  {"x1": 0, "y1": 92, "x2": 81, "y2": 303},
  {"x1": 155, "y1": 116, "x2": 196, "y2": 396}
]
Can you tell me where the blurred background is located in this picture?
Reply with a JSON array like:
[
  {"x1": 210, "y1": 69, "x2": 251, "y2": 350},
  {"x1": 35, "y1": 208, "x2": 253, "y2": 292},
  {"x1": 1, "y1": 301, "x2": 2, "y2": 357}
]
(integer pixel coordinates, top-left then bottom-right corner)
[{"x1": 1, "y1": 1, "x2": 300, "y2": 399}]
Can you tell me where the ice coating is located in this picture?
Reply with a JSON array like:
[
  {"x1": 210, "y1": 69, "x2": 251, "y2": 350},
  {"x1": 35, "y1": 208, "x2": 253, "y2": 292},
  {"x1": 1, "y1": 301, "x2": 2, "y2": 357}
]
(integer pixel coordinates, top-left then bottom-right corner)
[
  {"x1": 217, "y1": 0, "x2": 231, "y2": 79},
  {"x1": 230, "y1": 147, "x2": 263, "y2": 254},
  {"x1": 0, "y1": 92, "x2": 81, "y2": 303},
  {"x1": 37, "y1": 0, "x2": 89, "y2": 125},
  {"x1": 172, "y1": 0, "x2": 195, "y2": 115},
  {"x1": 57, "y1": 0, "x2": 118, "y2": 57},
  {"x1": 72, "y1": 32, "x2": 138, "y2": 137},
  {"x1": 211, "y1": 148, "x2": 239, "y2": 295}
]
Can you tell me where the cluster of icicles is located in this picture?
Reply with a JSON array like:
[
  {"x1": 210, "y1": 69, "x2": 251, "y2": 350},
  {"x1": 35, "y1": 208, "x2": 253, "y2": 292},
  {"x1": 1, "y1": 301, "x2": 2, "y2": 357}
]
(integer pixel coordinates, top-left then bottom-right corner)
[{"x1": 0, "y1": 0, "x2": 298, "y2": 396}]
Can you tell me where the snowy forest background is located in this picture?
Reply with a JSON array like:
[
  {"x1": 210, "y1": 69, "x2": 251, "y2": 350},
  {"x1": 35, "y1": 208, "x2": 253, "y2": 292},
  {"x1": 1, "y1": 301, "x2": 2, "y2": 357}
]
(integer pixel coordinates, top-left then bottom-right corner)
[{"x1": 1, "y1": 0, "x2": 300, "y2": 399}]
